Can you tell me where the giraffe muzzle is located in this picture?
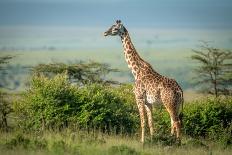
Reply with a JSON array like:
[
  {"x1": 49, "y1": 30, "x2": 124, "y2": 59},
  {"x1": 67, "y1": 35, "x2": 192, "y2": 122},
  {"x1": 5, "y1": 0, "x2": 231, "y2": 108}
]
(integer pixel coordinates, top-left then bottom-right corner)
[{"x1": 103, "y1": 32, "x2": 109, "y2": 36}]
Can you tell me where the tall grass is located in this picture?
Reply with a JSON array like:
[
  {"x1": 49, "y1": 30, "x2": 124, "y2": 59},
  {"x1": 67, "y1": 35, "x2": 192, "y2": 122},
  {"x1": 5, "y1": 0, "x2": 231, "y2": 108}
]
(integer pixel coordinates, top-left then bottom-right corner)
[{"x1": 0, "y1": 129, "x2": 232, "y2": 155}]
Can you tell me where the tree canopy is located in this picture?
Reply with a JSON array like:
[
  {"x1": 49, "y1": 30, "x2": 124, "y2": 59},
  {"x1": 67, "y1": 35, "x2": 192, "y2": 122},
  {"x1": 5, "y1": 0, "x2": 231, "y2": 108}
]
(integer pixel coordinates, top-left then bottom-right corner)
[
  {"x1": 191, "y1": 42, "x2": 232, "y2": 97},
  {"x1": 32, "y1": 61, "x2": 120, "y2": 85}
]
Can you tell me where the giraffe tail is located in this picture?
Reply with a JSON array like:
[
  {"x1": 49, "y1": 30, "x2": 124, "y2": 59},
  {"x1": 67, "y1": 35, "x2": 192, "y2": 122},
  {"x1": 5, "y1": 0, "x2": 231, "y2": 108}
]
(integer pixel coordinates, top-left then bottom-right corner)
[{"x1": 179, "y1": 90, "x2": 184, "y2": 125}]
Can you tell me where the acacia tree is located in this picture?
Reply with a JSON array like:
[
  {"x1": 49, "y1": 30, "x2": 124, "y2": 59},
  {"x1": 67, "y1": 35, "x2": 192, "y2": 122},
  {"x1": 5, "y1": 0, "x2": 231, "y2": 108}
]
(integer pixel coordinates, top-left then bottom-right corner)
[
  {"x1": 191, "y1": 42, "x2": 232, "y2": 97},
  {"x1": 32, "y1": 61, "x2": 120, "y2": 85},
  {"x1": 0, "y1": 55, "x2": 13, "y2": 88},
  {"x1": 0, "y1": 91, "x2": 12, "y2": 131},
  {"x1": 0, "y1": 55, "x2": 14, "y2": 131},
  {"x1": 0, "y1": 56, "x2": 13, "y2": 66}
]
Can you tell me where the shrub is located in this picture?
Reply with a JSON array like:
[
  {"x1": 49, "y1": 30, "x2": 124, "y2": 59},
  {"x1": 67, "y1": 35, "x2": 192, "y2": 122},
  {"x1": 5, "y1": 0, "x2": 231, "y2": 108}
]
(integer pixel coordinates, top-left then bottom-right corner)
[
  {"x1": 216, "y1": 123, "x2": 232, "y2": 147},
  {"x1": 13, "y1": 73, "x2": 139, "y2": 134},
  {"x1": 0, "y1": 91, "x2": 13, "y2": 131},
  {"x1": 152, "y1": 106, "x2": 171, "y2": 135},
  {"x1": 14, "y1": 73, "x2": 80, "y2": 131},
  {"x1": 73, "y1": 84, "x2": 139, "y2": 134},
  {"x1": 183, "y1": 98, "x2": 232, "y2": 139},
  {"x1": 146, "y1": 107, "x2": 179, "y2": 146},
  {"x1": 146, "y1": 97, "x2": 232, "y2": 147}
]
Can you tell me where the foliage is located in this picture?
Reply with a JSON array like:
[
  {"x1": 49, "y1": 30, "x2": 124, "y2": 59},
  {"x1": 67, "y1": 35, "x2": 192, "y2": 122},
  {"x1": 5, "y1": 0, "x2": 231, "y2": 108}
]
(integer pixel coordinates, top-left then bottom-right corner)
[
  {"x1": 145, "y1": 98, "x2": 232, "y2": 147},
  {"x1": 0, "y1": 64, "x2": 28, "y2": 90},
  {"x1": 0, "y1": 55, "x2": 19, "y2": 89},
  {"x1": 75, "y1": 84, "x2": 139, "y2": 134},
  {"x1": 0, "y1": 91, "x2": 13, "y2": 131},
  {"x1": 183, "y1": 98, "x2": 232, "y2": 144},
  {"x1": 0, "y1": 54, "x2": 16, "y2": 130},
  {"x1": 14, "y1": 73, "x2": 81, "y2": 131},
  {"x1": 191, "y1": 41, "x2": 232, "y2": 97},
  {"x1": 32, "y1": 61, "x2": 120, "y2": 85},
  {"x1": 152, "y1": 106, "x2": 171, "y2": 135},
  {"x1": 0, "y1": 55, "x2": 14, "y2": 66},
  {"x1": 13, "y1": 73, "x2": 139, "y2": 134},
  {"x1": 147, "y1": 106, "x2": 180, "y2": 146}
]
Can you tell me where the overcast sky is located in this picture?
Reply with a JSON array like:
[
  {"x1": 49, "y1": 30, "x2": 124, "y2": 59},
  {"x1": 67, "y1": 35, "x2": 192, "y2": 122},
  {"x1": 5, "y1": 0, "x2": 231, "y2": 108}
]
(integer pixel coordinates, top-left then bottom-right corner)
[
  {"x1": 0, "y1": 0, "x2": 232, "y2": 50},
  {"x1": 0, "y1": 0, "x2": 232, "y2": 29}
]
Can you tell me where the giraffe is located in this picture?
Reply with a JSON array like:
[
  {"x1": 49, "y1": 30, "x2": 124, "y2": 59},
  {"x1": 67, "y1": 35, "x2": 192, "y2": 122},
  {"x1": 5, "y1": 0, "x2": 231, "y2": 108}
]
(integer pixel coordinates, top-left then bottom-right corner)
[{"x1": 104, "y1": 20, "x2": 184, "y2": 143}]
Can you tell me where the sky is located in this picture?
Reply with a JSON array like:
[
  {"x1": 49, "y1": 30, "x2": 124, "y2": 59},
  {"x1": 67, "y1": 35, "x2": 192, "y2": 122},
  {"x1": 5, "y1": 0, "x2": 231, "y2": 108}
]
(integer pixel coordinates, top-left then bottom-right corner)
[
  {"x1": 1, "y1": 0, "x2": 232, "y2": 28},
  {"x1": 0, "y1": 0, "x2": 232, "y2": 50}
]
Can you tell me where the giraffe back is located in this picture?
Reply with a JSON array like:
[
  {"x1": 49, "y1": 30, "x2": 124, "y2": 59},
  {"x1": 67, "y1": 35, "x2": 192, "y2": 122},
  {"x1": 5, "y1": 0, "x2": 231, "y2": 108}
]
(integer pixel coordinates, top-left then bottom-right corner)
[{"x1": 141, "y1": 73, "x2": 183, "y2": 108}]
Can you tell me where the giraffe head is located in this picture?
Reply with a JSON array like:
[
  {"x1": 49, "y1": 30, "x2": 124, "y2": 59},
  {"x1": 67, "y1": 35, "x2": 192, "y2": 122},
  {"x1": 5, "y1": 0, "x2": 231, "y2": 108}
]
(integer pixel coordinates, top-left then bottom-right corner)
[{"x1": 104, "y1": 20, "x2": 127, "y2": 37}]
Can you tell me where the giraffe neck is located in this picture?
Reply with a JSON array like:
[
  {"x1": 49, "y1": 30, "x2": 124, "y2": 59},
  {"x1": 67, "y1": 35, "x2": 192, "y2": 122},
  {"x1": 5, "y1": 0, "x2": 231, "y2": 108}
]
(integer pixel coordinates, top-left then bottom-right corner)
[
  {"x1": 119, "y1": 30, "x2": 160, "y2": 80},
  {"x1": 120, "y1": 32, "x2": 148, "y2": 79}
]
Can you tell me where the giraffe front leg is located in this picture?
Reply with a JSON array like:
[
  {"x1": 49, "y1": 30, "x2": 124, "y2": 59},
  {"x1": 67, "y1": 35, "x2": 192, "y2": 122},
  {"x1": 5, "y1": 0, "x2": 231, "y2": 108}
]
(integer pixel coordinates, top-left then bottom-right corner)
[{"x1": 136, "y1": 97, "x2": 145, "y2": 143}]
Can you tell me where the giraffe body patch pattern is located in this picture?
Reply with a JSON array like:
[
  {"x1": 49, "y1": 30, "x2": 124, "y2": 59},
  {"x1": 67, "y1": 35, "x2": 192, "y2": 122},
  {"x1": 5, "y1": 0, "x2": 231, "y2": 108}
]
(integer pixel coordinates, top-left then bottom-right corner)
[{"x1": 104, "y1": 20, "x2": 184, "y2": 143}]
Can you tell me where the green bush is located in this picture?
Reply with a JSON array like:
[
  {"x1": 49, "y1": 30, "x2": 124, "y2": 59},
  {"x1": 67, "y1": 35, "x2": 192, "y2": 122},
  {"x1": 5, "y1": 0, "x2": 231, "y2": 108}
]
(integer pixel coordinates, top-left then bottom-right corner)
[
  {"x1": 152, "y1": 107, "x2": 171, "y2": 135},
  {"x1": 14, "y1": 73, "x2": 80, "y2": 130},
  {"x1": 14, "y1": 73, "x2": 139, "y2": 134},
  {"x1": 183, "y1": 98, "x2": 232, "y2": 140},
  {"x1": 148, "y1": 107, "x2": 179, "y2": 146},
  {"x1": 76, "y1": 84, "x2": 139, "y2": 134},
  {"x1": 146, "y1": 98, "x2": 232, "y2": 147},
  {"x1": 0, "y1": 91, "x2": 13, "y2": 131}
]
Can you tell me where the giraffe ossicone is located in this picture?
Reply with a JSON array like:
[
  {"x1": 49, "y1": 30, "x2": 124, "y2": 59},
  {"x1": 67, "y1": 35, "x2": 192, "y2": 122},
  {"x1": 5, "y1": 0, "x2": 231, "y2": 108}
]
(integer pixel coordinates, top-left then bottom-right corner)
[{"x1": 104, "y1": 20, "x2": 184, "y2": 143}]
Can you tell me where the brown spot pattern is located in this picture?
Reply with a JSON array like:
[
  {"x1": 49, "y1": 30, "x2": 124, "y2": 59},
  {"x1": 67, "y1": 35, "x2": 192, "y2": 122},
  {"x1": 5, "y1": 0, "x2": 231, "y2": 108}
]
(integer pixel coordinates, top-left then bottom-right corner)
[{"x1": 118, "y1": 27, "x2": 183, "y2": 143}]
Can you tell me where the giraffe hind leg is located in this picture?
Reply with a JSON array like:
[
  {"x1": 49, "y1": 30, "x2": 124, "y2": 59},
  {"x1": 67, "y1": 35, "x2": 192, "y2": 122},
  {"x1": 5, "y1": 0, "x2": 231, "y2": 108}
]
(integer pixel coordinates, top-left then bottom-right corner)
[
  {"x1": 170, "y1": 117, "x2": 181, "y2": 138},
  {"x1": 167, "y1": 108, "x2": 181, "y2": 138},
  {"x1": 145, "y1": 103, "x2": 153, "y2": 138},
  {"x1": 173, "y1": 120, "x2": 181, "y2": 138}
]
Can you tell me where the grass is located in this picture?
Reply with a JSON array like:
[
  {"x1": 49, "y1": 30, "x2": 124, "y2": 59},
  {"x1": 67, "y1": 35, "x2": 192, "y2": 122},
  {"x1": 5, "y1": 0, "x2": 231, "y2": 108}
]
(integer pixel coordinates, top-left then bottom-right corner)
[{"x1": 0, "y1": 130, "x2": 231, "y2": 155}]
